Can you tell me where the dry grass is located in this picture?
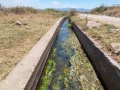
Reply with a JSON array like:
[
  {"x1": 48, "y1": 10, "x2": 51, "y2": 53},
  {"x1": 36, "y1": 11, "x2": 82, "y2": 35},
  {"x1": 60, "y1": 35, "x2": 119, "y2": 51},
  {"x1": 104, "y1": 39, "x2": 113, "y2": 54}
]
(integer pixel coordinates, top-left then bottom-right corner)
[
  {"x1": 0, "y1": 12, "x2": 61, "y2": 80},
  {"x1": 71, "y1": 16, "x2": 120, "y2": 63},
  {"x1": 105, "y1": 7, "x2": 120, "y2": 17}
]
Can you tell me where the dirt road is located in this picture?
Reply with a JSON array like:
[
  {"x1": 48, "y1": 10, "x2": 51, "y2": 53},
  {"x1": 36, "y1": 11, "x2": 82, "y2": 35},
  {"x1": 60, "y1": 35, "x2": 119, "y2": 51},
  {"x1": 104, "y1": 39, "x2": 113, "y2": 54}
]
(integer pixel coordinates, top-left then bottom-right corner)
[{"x1": 79, "y1": 14, "x2": 120, "y2": 28}]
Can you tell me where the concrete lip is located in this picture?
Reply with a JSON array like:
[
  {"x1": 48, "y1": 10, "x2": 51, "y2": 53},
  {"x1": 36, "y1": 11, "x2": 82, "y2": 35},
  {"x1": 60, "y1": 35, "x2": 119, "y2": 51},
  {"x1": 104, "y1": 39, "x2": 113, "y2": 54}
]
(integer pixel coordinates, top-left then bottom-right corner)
[{"x1": 0, "y1": 17, "x2": 66, "y2": 90}]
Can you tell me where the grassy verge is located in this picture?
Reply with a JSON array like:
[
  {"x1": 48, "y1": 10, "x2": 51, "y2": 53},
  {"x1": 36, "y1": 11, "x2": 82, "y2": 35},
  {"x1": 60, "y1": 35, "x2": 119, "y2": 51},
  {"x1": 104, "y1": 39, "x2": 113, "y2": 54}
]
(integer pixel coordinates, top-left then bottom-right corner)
[
  {"x1": 71, "y1": 16, "x2": 120, "y2": 63},
  {"x1": 0, "y1": 6, "x2": 67, "y2": 80}
]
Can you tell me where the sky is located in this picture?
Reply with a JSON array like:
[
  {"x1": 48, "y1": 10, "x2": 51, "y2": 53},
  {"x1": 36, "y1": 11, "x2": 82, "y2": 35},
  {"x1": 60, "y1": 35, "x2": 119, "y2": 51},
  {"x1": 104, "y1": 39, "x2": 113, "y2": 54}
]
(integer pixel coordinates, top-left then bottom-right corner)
[{"x1": 0, "y1": 0, "x2": 120, "y2": 9}]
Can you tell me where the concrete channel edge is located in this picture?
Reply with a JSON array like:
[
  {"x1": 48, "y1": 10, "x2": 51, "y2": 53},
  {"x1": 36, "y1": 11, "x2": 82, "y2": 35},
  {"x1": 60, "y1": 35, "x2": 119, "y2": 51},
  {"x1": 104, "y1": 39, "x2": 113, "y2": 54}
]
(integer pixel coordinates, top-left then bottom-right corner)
[
  {"x1": 72, "y1": 22, "x2": 120, "y2": 90},
  {"x1": 0, "y1": 17, "x2": 66, "y2": 90}
]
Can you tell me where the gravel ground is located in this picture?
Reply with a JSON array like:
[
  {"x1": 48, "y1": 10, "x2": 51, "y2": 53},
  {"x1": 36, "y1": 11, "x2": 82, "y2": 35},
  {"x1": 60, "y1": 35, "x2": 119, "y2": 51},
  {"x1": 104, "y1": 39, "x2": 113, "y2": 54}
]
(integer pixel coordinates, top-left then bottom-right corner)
[{"x1": 79, "y1": 14, "x2": 120, "y2": 28}]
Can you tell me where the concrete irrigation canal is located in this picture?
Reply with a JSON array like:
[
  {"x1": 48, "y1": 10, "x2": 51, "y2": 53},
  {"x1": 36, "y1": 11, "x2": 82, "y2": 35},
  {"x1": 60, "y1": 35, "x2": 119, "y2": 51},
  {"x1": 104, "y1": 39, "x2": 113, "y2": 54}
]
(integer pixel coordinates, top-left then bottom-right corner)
[
  {"x1": 0, "y1": 17, "x2": 120, "y2": 90},
  {"x1": 37, "y1": 19, "x2": 103, "y2": 90}
]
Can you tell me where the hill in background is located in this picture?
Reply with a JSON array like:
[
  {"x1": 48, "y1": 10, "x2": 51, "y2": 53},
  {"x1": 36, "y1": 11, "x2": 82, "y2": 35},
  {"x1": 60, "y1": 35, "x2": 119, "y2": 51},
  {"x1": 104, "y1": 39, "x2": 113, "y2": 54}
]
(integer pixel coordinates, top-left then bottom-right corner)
[
  {"x1": 54, "y1": 8, "x2": 91, "y2": 12},
  {"x1": 90, "y1": 5, "x2": 120, "y2": 17}
]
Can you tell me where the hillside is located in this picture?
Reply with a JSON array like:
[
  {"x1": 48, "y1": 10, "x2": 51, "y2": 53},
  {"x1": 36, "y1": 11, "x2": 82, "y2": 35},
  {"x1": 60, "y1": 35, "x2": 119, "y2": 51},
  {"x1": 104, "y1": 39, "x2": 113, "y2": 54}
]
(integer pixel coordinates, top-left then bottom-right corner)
[
  {"x1": 90, "y1": 5, "x2": 120, "y2": 17},
  {"x1": 55, "y1": 8, "x2": 91, "y2": 12}
]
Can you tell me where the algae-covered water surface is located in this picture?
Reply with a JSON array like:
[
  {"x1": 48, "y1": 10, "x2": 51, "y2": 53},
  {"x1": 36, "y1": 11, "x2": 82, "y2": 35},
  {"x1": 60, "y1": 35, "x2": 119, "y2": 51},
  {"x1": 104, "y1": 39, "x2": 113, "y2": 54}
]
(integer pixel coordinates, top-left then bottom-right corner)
[{"x1": 38, "y1": 19, "x2": 104, "y2": 90}]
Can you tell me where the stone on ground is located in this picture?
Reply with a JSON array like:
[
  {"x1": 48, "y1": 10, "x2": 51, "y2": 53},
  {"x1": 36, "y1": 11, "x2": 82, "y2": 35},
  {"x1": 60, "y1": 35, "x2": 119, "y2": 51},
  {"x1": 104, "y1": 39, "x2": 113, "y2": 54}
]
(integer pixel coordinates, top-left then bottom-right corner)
[
  {"x1": 86, "y1": 21, "x2": 101, "y2": 28},
  {"x1": 111, "y1": 43, "x2": 120, "y2": 54},
  {"x1": 15, "y1": 21, "x2": 22, "y2": 25}
]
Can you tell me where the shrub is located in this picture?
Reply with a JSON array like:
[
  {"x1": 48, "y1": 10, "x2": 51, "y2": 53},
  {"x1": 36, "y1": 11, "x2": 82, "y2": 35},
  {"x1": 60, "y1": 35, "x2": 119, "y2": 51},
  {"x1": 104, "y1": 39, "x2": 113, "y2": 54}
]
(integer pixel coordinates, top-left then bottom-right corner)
[
  {"x1": 0, "y1": 4, "x2": 68, "y2": 16},
  {"x1": 45, "y1": 8, "x2": 68, "y2": 17},
  {"x1": 91, "y1": 4, "x2": 108, "y2": 13},
  {"x1": 9, "y1": 6, "x2": 39, "y2": 14},
  {"x1": 69, "y1": 9, "x2": 77, "y2": 16}
]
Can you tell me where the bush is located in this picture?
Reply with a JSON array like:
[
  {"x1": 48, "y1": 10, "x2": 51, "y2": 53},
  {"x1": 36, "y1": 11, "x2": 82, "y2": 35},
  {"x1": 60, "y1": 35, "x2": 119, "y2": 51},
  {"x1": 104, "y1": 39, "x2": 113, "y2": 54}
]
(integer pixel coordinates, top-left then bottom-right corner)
[
  {"x1": 91, "y1": 4, "x2": 108, "y2": 13},
  {"x1": 0, "y1": 4, "x2": 4, "y2": 11},
  {"x1": 45, "y1": 8, "x2": 68, "y2": 17},
  {"x1": 69, "y1": 9, "x2": 77, "y2": 16},
  {"x1": 0, "y1": 4, "x2": 68, "y2": 17},
  {"x1": 45, "y1": 8, "x2": 60, "y2": 12},
  {"x1": 9, "y1": 6, "x2": 39, "y2": 14}
]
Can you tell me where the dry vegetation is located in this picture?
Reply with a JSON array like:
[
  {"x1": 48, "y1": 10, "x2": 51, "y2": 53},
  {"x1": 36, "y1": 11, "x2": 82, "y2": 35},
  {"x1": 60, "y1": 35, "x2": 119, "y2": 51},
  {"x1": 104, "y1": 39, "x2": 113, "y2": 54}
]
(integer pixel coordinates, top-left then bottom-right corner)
[
  {"x1": 91, "y1": 5, "x2": 120, "y2": 17},
  {"x1": 71, "y1": 16, "x2": 120, "y2": 63},
  {"x1": 0, "y1": 5, "x2": 67, "y2": 80}
]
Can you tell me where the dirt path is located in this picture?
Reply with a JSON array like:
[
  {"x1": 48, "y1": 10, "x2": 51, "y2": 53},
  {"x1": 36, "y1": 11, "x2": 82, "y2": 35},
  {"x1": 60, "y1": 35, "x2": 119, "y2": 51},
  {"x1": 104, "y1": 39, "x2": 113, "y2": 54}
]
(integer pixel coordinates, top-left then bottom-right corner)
[{"x1": 79, "y1": 14, "x2": 120, "y2": 28}]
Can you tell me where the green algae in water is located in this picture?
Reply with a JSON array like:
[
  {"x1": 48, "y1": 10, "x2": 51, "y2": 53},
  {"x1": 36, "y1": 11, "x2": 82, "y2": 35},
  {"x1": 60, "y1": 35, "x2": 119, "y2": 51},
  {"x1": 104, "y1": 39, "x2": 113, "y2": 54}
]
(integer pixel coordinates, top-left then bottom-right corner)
[
  {"x1": 38, "y1": 19, "x2": 104, "y2": 90},
  {"x1": 39, "y1": 49, "x2": 57, "y2": 90},
  {"x1": 39, "y1": 60, "x2": 56, "y2": 90},
  {"x1": 52, "y1": 68, "x2": 73, "y2": 90},
  {"x1": 66, "y1": 34, "x2": 104, "y2": 90},
  {"x1": 67, "y1": 23, "x2": 72, "y2": 28}
]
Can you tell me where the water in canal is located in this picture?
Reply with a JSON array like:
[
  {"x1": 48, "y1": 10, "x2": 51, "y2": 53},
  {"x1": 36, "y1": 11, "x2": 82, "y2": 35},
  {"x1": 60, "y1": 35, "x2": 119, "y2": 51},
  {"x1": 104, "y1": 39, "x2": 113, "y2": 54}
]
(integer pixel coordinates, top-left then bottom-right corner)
[{"x1": 38, "y1": 19, "x2": 104, "y2": 90}]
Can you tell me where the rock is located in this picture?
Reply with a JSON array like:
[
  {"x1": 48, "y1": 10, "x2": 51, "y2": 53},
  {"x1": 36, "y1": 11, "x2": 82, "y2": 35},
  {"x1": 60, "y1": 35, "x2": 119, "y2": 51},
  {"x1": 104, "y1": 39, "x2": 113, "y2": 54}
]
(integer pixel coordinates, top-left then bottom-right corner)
[
  {"x1": 111, "y1": 43, "x2": 120, "y2": 49},
  {"x1": 115, "y1": 48, "x2": 120, "y2": 54},
  {"x1": 111, "y1": 29, "x2": 120, "y2": 31},
  {"x1": 116, "y1": 29, "x2": 120, "y2": 31},
  {"x1": 86, "y1": 21, "x2": 101, "y2": 28},
  {"x1": 111, "y1": 43, "x2": 120, "y2": 54},
  {"x1": 15, "y1": 21, "x2": 22, "y2": 25}
]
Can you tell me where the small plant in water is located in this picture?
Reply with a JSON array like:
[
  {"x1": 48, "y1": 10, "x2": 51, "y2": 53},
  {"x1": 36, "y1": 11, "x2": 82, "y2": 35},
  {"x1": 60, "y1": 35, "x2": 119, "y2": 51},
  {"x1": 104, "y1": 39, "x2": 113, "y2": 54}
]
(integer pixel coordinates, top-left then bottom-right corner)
[
  {"x1": 39, "y1": 48, "x2": 57, "y2": 90},
  {"x1": 67, "y1": 23, "x2": 72, "y2": 28}
]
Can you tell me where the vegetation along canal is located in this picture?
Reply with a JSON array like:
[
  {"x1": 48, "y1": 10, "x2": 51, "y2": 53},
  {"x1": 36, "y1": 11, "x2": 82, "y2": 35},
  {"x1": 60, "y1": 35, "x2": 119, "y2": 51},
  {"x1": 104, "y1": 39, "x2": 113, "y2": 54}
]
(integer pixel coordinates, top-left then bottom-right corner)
[{"x1": 38, "y1": 19, "x2": 104, "y2": 90}]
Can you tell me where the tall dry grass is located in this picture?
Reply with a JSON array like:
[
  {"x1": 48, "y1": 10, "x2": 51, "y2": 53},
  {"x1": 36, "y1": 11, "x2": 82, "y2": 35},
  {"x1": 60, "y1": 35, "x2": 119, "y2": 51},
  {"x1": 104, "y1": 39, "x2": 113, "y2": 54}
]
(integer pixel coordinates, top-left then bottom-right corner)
[{"x1": 0, "y1": 5, "x2": 68, "y2": 80}]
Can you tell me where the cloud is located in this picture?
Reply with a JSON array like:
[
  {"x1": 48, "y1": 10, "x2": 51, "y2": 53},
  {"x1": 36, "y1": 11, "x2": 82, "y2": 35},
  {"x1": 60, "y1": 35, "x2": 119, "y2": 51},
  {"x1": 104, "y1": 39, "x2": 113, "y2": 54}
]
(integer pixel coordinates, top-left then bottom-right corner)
[
  {"x1": 53, "y1": 1, "x2": 59, "y2": 4},
  {"x1": 52, "y1": 1, "x2": 77, "y2": 8}
]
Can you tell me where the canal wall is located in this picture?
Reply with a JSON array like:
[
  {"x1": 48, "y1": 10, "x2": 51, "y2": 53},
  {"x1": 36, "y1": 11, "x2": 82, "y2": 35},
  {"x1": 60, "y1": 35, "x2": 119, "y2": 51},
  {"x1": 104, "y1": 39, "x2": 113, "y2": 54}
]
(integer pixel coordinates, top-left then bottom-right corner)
[
  {"x1": 72, "y1": 23, "x2": 120, "y2": 90},
  {"x1": 0, "y1": 17, "x2": 66, "y2": 90}
]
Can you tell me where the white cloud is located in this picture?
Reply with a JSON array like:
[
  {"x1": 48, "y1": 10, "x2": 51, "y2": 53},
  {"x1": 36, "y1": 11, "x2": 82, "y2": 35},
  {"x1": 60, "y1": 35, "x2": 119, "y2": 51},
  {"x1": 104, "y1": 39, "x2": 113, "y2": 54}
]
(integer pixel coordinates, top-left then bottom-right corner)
[
  {"x1": 53, "y1": 1, "x2": 59, "y2": 4},
  {"x1": 52, "y1": 1, "x2": 77, "y2": 8}
]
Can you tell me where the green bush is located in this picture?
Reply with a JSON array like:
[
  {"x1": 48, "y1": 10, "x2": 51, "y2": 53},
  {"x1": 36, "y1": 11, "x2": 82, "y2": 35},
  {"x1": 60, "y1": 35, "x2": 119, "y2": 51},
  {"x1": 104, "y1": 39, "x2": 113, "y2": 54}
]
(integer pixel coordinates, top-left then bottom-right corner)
[
  {"x1": 69, "y1": 9, "x2": 77, "y2": 16},
  {"x1": 45, "y1": 8, "x2": 68, "y2": 17},
  {"x1": 91, "y1": 4, "x2": 108, "y2": 13}
]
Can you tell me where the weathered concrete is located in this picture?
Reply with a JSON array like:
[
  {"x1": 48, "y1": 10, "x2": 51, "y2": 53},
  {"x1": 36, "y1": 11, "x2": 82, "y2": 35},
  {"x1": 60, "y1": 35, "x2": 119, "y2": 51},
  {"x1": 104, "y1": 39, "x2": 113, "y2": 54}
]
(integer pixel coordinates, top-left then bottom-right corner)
[
  {"x1": 0, "y1": 17, "x2": 66, "y2": 90},
  {"x1": 72, "y1": 22, "x2": 120, "y2": 90}
]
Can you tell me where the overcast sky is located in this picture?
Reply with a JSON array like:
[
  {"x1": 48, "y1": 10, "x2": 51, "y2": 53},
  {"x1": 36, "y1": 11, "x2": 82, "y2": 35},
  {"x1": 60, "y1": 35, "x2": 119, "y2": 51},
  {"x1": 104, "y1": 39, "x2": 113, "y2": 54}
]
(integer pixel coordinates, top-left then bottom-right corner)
[{"x1": 0, "y1": 0, "x2": 120, "y2": 9}]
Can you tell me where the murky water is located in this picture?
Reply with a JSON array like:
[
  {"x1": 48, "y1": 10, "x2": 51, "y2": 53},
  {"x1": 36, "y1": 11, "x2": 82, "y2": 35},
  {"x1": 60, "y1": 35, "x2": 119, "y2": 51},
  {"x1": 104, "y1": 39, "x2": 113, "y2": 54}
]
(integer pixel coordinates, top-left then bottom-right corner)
[{"x1": 38, "y1": 19, "x2": 104, "y2": 90}]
